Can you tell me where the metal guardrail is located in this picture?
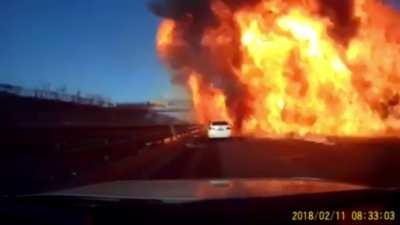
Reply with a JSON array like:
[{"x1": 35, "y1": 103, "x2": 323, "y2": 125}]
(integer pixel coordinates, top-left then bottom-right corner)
[{"x1": 142, "y1": 124, "x2": 203, "y2": 146}]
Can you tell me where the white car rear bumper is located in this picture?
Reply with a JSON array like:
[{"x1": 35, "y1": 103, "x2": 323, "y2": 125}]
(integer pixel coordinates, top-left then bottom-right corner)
[{"x1": 207, "y1": 129, "x2": 231, "y2": 139}]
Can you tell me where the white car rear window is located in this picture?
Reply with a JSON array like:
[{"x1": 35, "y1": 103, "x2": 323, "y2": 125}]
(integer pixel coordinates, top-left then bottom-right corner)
[{"x1": 211, "y1": 121, "x2": 229, "y2": 126}]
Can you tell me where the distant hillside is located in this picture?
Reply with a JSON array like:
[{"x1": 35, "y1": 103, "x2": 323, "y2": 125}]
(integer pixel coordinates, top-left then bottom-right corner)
[{"x1": 0, "y1": 91, "x2": 182, "y2": 127}]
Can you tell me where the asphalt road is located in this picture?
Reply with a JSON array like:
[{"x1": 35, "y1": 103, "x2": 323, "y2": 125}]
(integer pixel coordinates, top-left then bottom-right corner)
[
  {"x1": 3, "y1": 134, "x2": 400, "y2": 195},
  {"x1": 66, "y1": 135, "x2": 400, "y2": 191}
]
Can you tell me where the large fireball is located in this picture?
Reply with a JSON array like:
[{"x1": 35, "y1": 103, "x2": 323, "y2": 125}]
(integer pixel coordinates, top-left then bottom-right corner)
[{"x1": 155, "y1": 0, "x2": 400, "y2": 137}]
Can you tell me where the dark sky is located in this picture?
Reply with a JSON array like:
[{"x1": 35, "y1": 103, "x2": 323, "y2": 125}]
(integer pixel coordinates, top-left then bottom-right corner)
[{"x1": 0, "y1": 0, "x2": 398, "y2": 102}]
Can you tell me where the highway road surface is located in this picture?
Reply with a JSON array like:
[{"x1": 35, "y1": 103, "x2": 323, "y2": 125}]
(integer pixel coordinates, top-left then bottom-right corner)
[
  {"x1": 2, "y1": 134, "x2": 400, "y2": 195},
  {"x1": 67, "y1": 135, "x2": 400, "y2": 191}
]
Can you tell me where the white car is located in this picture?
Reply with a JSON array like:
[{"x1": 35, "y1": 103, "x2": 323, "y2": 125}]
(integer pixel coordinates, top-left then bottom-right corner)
[{"x1": 207, "y1": 121, "x2": 232, "y2": 139}]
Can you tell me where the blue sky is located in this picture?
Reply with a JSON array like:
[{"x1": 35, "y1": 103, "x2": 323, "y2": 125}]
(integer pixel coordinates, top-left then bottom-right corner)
[{"x1": 0, "y1": 0, "x2": 180, "y2": 102}]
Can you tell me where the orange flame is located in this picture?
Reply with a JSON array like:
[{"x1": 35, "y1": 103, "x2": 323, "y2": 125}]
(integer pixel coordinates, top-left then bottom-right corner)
[
  {"x1": 157, "y1": 0, "x2": 400, "y2": 137},
  {"x1": 156, "y1": 19, "x2": 176, "y2": 57},
  {"x1": 188, "y1": 72, "x2": 232, "y2": 124}
]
